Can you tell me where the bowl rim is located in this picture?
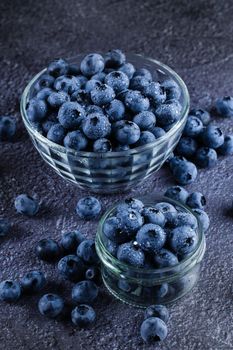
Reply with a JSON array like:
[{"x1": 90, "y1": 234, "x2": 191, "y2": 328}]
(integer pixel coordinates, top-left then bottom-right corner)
[
  {"x1": 20, "y1": 53, "x2": 190, "y2": 158},
  {"x1": 95, "y1": 195, "x2": 206, "y2": 276}
]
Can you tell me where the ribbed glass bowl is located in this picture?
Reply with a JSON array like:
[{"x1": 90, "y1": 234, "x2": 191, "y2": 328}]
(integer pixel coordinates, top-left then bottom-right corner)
[
  {"x1": 20, "y1": 54, "x2": 190, "y2": 194},
  {"x1": 95, "y1": 195, "x2": 206, "y2": 307}
]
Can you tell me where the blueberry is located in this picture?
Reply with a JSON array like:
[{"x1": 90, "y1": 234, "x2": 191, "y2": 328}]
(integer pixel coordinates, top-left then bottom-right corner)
[
  {"x1": 176, "y1": 137, "x2": 198, "y2": 158},
  {"x1": 90, "y1": 83, "x2": 115, "y2": 105},
  {"x1": 215, "y1": 96, "x2": 233, "y2": 118},
  {"x1": 116, "y1": 198, "x2": 144, "y2": 213},
  {"x1": 118, "y1": 278, "x2": 137, "y2": 293},
  {"x1": 161, "y1": 78, "x2": 181, "y2": 100},
  {"x1": 164, "y1": 186, "x2": 189, "y2": 204},
  {"x1": 195, "y1": 147, "x2": 217, "y2": 168},
  {"x1": 142, "y1": 207, "x2": 166, "y2": 227},
  {"x1": 47, "y1": 58, "x2": 69, "y2": 77},
  {"x1": 42, "y1": 120, "x2": 56, "y2": 134},
  {"x1": 201, "y1": 125, "x2": 224, "y2": 149},
  {"x1": 103, "y1": 216, "x2": 128, "y2": 243},
  {"x1": 35, "y1": 238, "x2": 61, "y2": 262},
  {"x1": 0, "y1": 280, "x2": 21, "y2": 302},
  {"x1": 105, "y1": 237, "x2": 119, "y2": 256},
  {"x1": 72, "y1": 280, "x2": 99, "y2": 304},
  {"x1": 140, "y1": 317, "x2": 168, "y2": 343},
  {"x1": 58, "y1": 255, "x2": 85, "y2": 282},
  {"x1": 80, "y1": 53, "x2": 105, "y2": 77},
  {"x1": 218, "y1": 135, "x2": 233, "y2": 155},
  {"x1": 0, "y1": 218, "x2": 11, "y2": 237},
  {"x1": 142, "y1": 283, "x2": 168, "y2": 299},
  {"x1": 105, "y1": 71, "x2": 129, "y2": 93},
  {"x1": 113, "y1": 144, "x2": 130, "y2": 152},
  {"x1": 154, "y1": 248, "x2": 178, "y2": 267},
  {"x1": 183, "y1": 116, "x2": 204, "y2": 137},
  {"x1": 36, "y1": 87, "x2": 53, "y2": 100},
  {"x1": 76, "y1": 196, "x2": 101, "y2": 220},
  {"x1": 151, "y1": 126, "x2": 166, "y2": 139},
  {"x1": 105, "y1": 99, "x2": 125, "y2": 122},
  {"x1": 186, "y1": 192, "x2": 206, "y2": 210},
  {"x1": 171, "y1": 212, "x2": 197, "y2": 230},
  {"x1": 189, "y1": 108, "x2": 211, "y2": 126},
  {"x1": 169, "y1": 225, "x2": 198, "y2": 255},
  {"x1": 71, "y1": 89, "x2": 91, "y2": 106},
  {"x1": 155, "y1": 100, "x2": 181, "y2": 126},
  {"x1": 118, "y1": 62, "x2": 135, "y2": 79},
  {"x1": 48, "y1": 91, "x2": 70, "y2": 108},
  {"x1": 58, "y1": 102, "x2": 85, "y2": 129},
  {"x1": 154, "y1": 202, "x2": 177, "y2": 225},
  {"x1": 61, "y1": 230, "x2": 84, "y2": 253},
  {"x1": 129, "y1": 76, "x2": 150, "y2": 92},
  {"x1": 136, "y1": 224, "x2": 166, "y2": 253},
  {"x1": 172, "y1": 160, "x2": 198, "y2": 185},
  {"x1": 117, "y1": 241, "x2": 145, "y2": 267},
  {"x1": 21, "y1": 271, "x2": 46, "y2": 294},
  {"x1": 105, "y1": 49, "x2": 126, "y2": 68},
  {"x1": 117, "y1": 209, "x2": 144, "y2": 233},
  {"x1": 113, "y1": 120, "x2": 140, "y2": 145},
  {"x1": 71, "y1": 305, "x2": 96, "y2": 328},
  {"x1": 27, "y1": 98, "x2": 47, "y2": 122},
  {"x1": 34, "y1": 74, "x2": 55, "y2": 92},
  {"x1": 15, "y1": 194, "x2": 39, "y2": 216},
  {"x1": 117, "y1": 89, "x2": 130, "y2": 102},
  {"x1": 64, "y1": 130, "x2": 88, "y2": 151},
  {"x1": 85, "y1": 107, "x2": 104, "y2": 118},
  {"x1": 133, "y1": 68, "x2": 152, "y2": 82},
  {"x1": 144, "y1": 305, "x2": 169, "y2": 323},
  {"x1": 192, "y1": 208, "x2": 210, "y2": 232},
  {"x1": 125, "y1": 90, "x2": 150, "y2": 113},
  {"x1": 77, "y1": 239, "x2": 99, "y2": 265},
  {"x1": 38, "y1": 294, "x2": 64, "y2": 318},
  {"x1": 85, "y1": 79, "x2": 101, "y2": 93},
  {"x1": 85, "y1": 266, "x2": 100, "y2": 284},
  {"x1": 136, "y1": 131, "x2": 156, "y2": 146},
  {"x1": 74, "y1": 75, "x2": 88, "y2": 87},
  {"x1": 133, "y1": 111, "x2": 156, "y2": 131},
  {"x1": 92, "y1": 138, "x2": 111, "y2": 152},
  {"x1": 91, "y1": 72, "x2": 106, "y2": 82},
  {"x1": 54, "y1": 75, "x2": 81, "y2": 94},
  {"x1": 67, "y1": 64, "x2": 81, "y2": 76},
  {"x1": 169, "y1": 156, "x2": 187, "y2": 171},
  {"x1": 143, "y1": 82, "x2": 166, "y2": 105},
  {"x1": 47, "y1": 123, "x2": 65, "y2": 144}
]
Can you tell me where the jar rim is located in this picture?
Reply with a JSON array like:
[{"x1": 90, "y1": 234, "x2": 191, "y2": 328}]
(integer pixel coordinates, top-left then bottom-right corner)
[{"x1": 20, "y1": 53, "x2": 190, "y2": 158}]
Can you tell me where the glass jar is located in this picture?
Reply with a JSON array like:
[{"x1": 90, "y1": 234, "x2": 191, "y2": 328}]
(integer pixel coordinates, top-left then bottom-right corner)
[{"x1": 95, "y1": 195, "x2": 206, "y2": 307}]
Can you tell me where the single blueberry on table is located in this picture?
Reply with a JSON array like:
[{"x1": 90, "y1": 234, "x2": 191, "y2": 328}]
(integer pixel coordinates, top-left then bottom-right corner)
[
  {"x1": 27, "y1": 98, "x2": 47, "y2": 123},
  {"x1": 201, "y1": 125, "x2": 224, "y2": 149},
  {"x1": 189, "y1": 108, "x2": 211, "y2": 126},
  {"x1": 195, "y1": 147, "x2": 217, "y2": 168},
  {"x1": 140, "y1": 317, "x2": 168, "y2": 343},
  {"x1": 215, "y1": 96, "x2": 233, "y2": 118},
  {"x1": 218, "y1": 135, "x2": 233, "y2": 155},
  {"x1": 142, "y1": 207, "x2": 166, "y2": 227},
  {"x1": 176, "y1": 137, "x2": 198, "y2": 158},
  {"x1": 38, "y1": 294, "x2": 64, "y2": 318},
  {"x1": 54, "y1": 75, "x2": 81, "y2": 94},
  {"x1": 117, "y1": 241, "x2": 145, "y2": 267},
  {"x1": 172, "y1": 160, "x2": 198, "y2": 185},
  {"x1": 71, "y1": 305, "x2": 96, "y2": 328},
  {"x1": 47, "y1": 58, "x2": 69, "y2": 77},
  {"x1": 118, "y1": 62, "x2": 135, "y2": 79},
  {"x1": 21, "y1": 271, "x2": 46, "y2": 294},
  {"x1": 91, "y1": 72, "x2": 106, "y2": 82},
  {"x1": 151, "y1": 126, "x2": 166, "y2": 139},
  {"x1": 154, "y1": 248, "x2": 178, "y2": 268},
  {"x1": 171, "y1": 212, "x2": 198, "y2": 230},
  {"x1": 0, "y1": 218, "x2": 11, "y2": 236},
  {"x1": 161, "y1": 78, "x2": 181, "y2": 100},
  {"x1": 90, "y1": 83, "x2": 116, "y2": 105},
  {"x1": 72, "y1": 280, "x2": 99, "y2": 304},
  {"x1": 93, "y1": 138, "x2": 112, "y2": 152},
  {"x1": 58, "y1": 102, "x2": 85, "y2": 129},
  {"x1": 192, "y1": 208, "x2": 210, "y2": 232},
  {"x1": 144, "y1": 305, "x2": 169, "y2": 323},
  {"x1": 133, "y1": 68, "x2": 152, "y2": 82},
  {"x1": 154, "y1": 202, "x2": 177, "y2": 225},
  {"x1": 35, "y1": 238, "x2": 61, "y2": 262},
  {"x1": 76, "y1": 196, "x2": 102, "y2": 220},
  {"x1": 143, "y1": 82, "x2": 166, "y2": 105},
  {"x1": 155, "y1": 100, "x2": 181, "y2": 126},
  {"x1": 186, "y1": 192, "x2": 206, "y2": 210},
  {"x1": 113, "y1": 120, "x2": 141, "y2": 145},
  {"x1": 61, "y1": 230, "x2": 84, "y2": 253},
  {"x1": 64, "y1": 130, "x2": 88, "y2": 151},
  {"x1": 85, "y1": 266, "x2": 100, "y2": 284},
  {"x1": 34, "y1": 74, "x2": 55, "y2": 92},
  {"x1": 77, "y1": 239, "x2": 99, "y2": 265},
  {"x1": 105, "y1": 71, "x2": 129, "y2": 93},
  {"x1": 36, "y1": 87, "x2": 53, "y2": 100},
  {"x1": 85, "y1": 79, "x2": 101, "y2": 93},
  {"x1": 0, "y1": 280, "x2": 21, "y2": 302},
  {"x1": 58, "y1": 255, "x2": 85, "y2": 282},
  {"x1": 125, "y1": 90, "x2": 150, "y2": 113},
  {"x1": 116, "y1": 197, "x2": 144, "y2": 213},
  {"x1": 80, "y1": 53, "x2": 105, "y2": 77},
  {"x1": 183, "y1": 116, "x2": 204, "y2": 137},
  {"x1": 15, "y1": 194, "x2": 39, "y2": 216},
  {"x1": 169, "y1": 155, "x2": 187, "y2": 171},
  {"x1": 164, "y1": 186, "x2": 189, "y2": 204},
  {"x1": 47, "y1": 123, "x2": 65, "y2": 144},
  {"x1": 117, "y1": 208, "x2": 144, "y2": 234},
  {"x1": 129, "y1": 76, "x2": 150, "y2": 92},
  {"x1": 105, "y1": 49, "x2": 126, "y2": 68},
  {"x1": 136, "y1": 224, "x2": 166, "y2": 253},
  {"x1": 169, "y1": 225, "x2": 198, "y2": 255},
  {"x1": 105, "y1": 99, "x2": 125, "y2": 122},
  {"x1": 48, "y1": 91, "x2": 70, "y2": 108},
  {"x1": 133, "y1": 111, "x2": 156, "y2": 131}
]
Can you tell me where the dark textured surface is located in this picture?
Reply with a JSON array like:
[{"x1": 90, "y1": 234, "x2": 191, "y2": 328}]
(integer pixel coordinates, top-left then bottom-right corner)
[{"x1": 1, "y1": 1, "x2": 233, "y2": 349}]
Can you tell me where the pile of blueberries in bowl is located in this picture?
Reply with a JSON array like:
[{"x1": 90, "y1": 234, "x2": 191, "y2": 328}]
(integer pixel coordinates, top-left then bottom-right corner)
[{"x1": 20, "y1": 49, "x2": 189, "y2": 193}]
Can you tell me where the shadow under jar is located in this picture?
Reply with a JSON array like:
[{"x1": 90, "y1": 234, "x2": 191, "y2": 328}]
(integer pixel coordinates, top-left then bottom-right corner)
[
  {"x1": 95, "y1": 196, "x2": 206, "y2": 307},
  {"x1": 20, "y1": 54, "x2": 189, "y2": 194}
]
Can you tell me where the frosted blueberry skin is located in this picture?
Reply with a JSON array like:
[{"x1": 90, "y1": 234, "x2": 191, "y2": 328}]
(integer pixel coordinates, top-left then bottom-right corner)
[
  {"x1": 80, "y1": 53, "x2": 105, "y2": 77},
  {"x1": 0, "y1": 280, "x2": 21, "y2": 302},
  {"x1": 15, "y1": 194, "x2": 39, "y2": 216},
  {"x1": 105, "y1": 99, "x2": 125, "y2": 122},
  {"x1": 38, "y1": 294, "x2": 64, "y2": 318},
  {"x1": 61, "y1": 230, "x2": 84, "y2": 253},
  {"x1": 93, "y1": 138, "x2": 112, "y2": 152},
  {"x1": 117, "y1": 208, "x2": 144, "y2": 234},
  {"x1": 35, "y1": 239, "x2": 61, "y2": 262},
  {"x1": 189, "y1": 108, "x2": 211, "y2": 126},
  {"x1": 142, "y1": 207, "x2": 166, "y2": 227},
  {"x1": 140, "y1": 317, "x2": 168, "y2": 343},
  {"x1": 176, "y1": 137, "x2": 198, "y2": 158},
  {"x1": 58, "y1": 255, "x2": 85, "y2": 282},
  {"x1": 170, "y1": 212, "x2": 198, "y2": 230},
  {"x1": 90, "y1": 83, "x2": 116, "y2": 105},
  {"x1": 20, "y1": 271, "x2": 46, "y2": 294},
  {"x1": 34, "y1": 74, "x2": 55, "y2": 92},
  {"x1": 71, "y1": 304, "x2": 96, "y2": 328},
  {"x1": 186, "y1": 192, "x2": 206, "y2": 210},
  {"x1": 161, "y1": 78, "x2": 181, "y2": 100},
  {"x1": 64, "y1": 130, "x2": 88, "y2": 151},
  {"x1": 154, "y1": 248, "x2": 178, "y2": 268},
  {"x1": 183, "y1": 116, "x2": 204, "y2": 137},
  {"x1": 105, "y1": 49, "x2": 126, "y2": 68},
  {"x1": 103, "y1": 216, "x2": 131, "y2": 243},
  {"x1": 136, "y1": 224, "x2": 166, "y2": 253},
  {"x1": 0, "y1": 116, "x2": 16, "y2": 141},
  {"x1": 133, "y1": 68, "x2": 152, "y2": 82},
  {"x1": 82, "y1": 113, "x2": 111, "y2": 140},
  {"x1": 154, "y1": 202, "x2": 177, "y2": 225},
  {"x1": 76, "y1": 196, "x2": 102, "y2": 220},
  {"x1": 58, "y1": 102, "x2": 85, "y2": 129},
  {"x1": 116, "y1": 198, "x2": 144, "y2": 213},
  {"x1": 72, "y1": 280, "x2": 99, "y2": 304},
  {"x1": 47, "y1": 58, "x2": 69, "y2": 78},
  {"x1": 0, "y1": 218, "x2": 11, "y2": 236},
  {"x1": 218, "y1": 135, "x2": 233, "y2": 155},
  {"x1": 155, "y1": 100, "x2": 181, "y2": 126},
  {"x1": 76, "y1": 239, "x2": 99, "y2": 265},
  {"x1": 201, "y1": 125, "x2": 224, "y2": 149},
  {"x1": 47, "y1": 123, "x2": 65, "y2": 144},
  {"x1": 36, "y1": 87, "x2": 53, "y2": 100},
  {"x1": 215, "y1": 96, "x2": 233, "y2": 118},
  {"x1": 118, "y1": 62, "x2": 135, "y2": 79},
  {"x1": 164, "y1": 186, "x2": 189, "y2": 204},
  {"x1": 85, "y1": 104, "x2": 103, "y2": 115},
  {"x1": 113, "y1": 120, "x2": 141, "y2": 145},
  {"x1": 105, "y1": 71, "x2": 129, "y2": 93},
  {"x1": 172, "y1": 160, "x2": 198, "y2": 185},
  {"x1": 133, "y1": 111, "x2": 156, "y2": 131},
  {"x1": 151, "y1": 126, "x2": 166, "y2": 139},
  {"x1": 192, "y1": 209, "x2": 210, "y2": 232},
  {"x1": 125, "y1": 90, "x2": 150, "y2": 113},
  {"x1": 130, "y1": 76, "x2": 150, "y2": 92},
  {"x1": 136, "y1": 131, "x2": 156, "y2": 146},
  {"x1": 70, "y1": 89, "x2": 91, "y2": 106},
  {"x1": 144, "y1": 304, "x2": 169, "y2": 323},
  {"x1": 143, "y1": 82, "x2": 166, "y2": 105},
  {"x1": 27, "y1": 98, "x2": 47, "y2": 123},
  {"x1": 85, "y1": 79, "x2": 101, "y2": 93},
  {"x1": 54, "y1": 75, "x2": 81, "y2": 94},
  {"x1": 195, "y1": 147, "x2": 217, "y2": 168},
  {"x1": 117, "y1": 241, "x2": 145, "y2": 267},
  {"x1": 169, "y1": 225, "x2": 198, "y2": 255}
]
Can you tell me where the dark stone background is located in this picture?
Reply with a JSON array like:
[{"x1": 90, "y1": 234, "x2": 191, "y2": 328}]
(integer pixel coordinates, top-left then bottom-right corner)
[{"x1": 1, "y1": 0, "x2": 233, "y2": 349}]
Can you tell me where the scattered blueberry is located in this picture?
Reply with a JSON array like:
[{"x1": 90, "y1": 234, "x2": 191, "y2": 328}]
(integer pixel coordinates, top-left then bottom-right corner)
[
  {"x1": 0, "y1": 218, "x2": 11, "y2": 237},
  {"x1": 85, "y1": 266, "x2": 100, "y2": 284},
  {"x1": 38, "y1": 294, "x2": 64, "y2": 318},
  {"x1": 77, "y1": 239, "x2": 99, "y2": 265},
  {"x1": 164, "y1": 186, "x2": 189, "y2": 204},
  {"x1": 0, "y1": 280, "x2": 21, "y2": 302},
  {"x1": 140, "y1": 317, "x2": 168, "y2": 343},
  {"x1": 0, "y1": 116, "x2": 17, "y2": 141},
  {"x1": 186, "y1": 192, "x2": 206, "y2": 210},
  {"x1": 218, "y1": 135, "x2": 233, "y2": 155},
  {"x1": 195, "y1": 147, "x2": 217, "y2": 168},
  {"x1": 201, "y1": 125, "x2": 224, "y2": 149},
  {"x1": 76, "y1": 196, "x2": 101, "y2": 220},
  {"x1": 71, "y1": 304, "x2": 96, "y2": 328},
  {"x1": 172, "y1": 159, "x2": 198, "y2": 185},
  {"x1": 189, "y1": 109, "x2": 211, "y2": 126},
  {"x1": 61, "y1": 230, "x2": 84, "y2": 253},
  {"x1": 176, "y1": 137, "x2": 198, "y2": 158},
  {"x1": 183, "y1": 116, "x2": 204, "y2": 137},
  {"x1": 21, "y1": 271, "x2": 46, "y2": 294},
  {"x1": 144, "y1": 305, "x2": 169, "y2": 323},
  {"x1": 58, "y1": 255, "x2": 85, "y2": 282},
  {"x1": 35, "y1": 238, "x2": 61, "y2": 262},
  {"x1": 215, "y1": 96, "x2": 233, "y2": 118},
  {"x1": 192, "y1": 208, "x2": 210, "y2": 232},
  {"x1": 14, "y1": 194, "x2": 39, "y2": 216},
  {"x1": 72, "y1": 280, "x2": 99, "y2": 304}
]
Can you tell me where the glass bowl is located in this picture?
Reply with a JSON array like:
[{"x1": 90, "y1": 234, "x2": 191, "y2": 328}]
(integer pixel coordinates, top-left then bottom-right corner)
[
  {"x1": 20, "y1": 54, "x2": 190, "y2": 194},
  {"x1": 95, "y1": 195, "x2": 206, "y2": 307}
]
